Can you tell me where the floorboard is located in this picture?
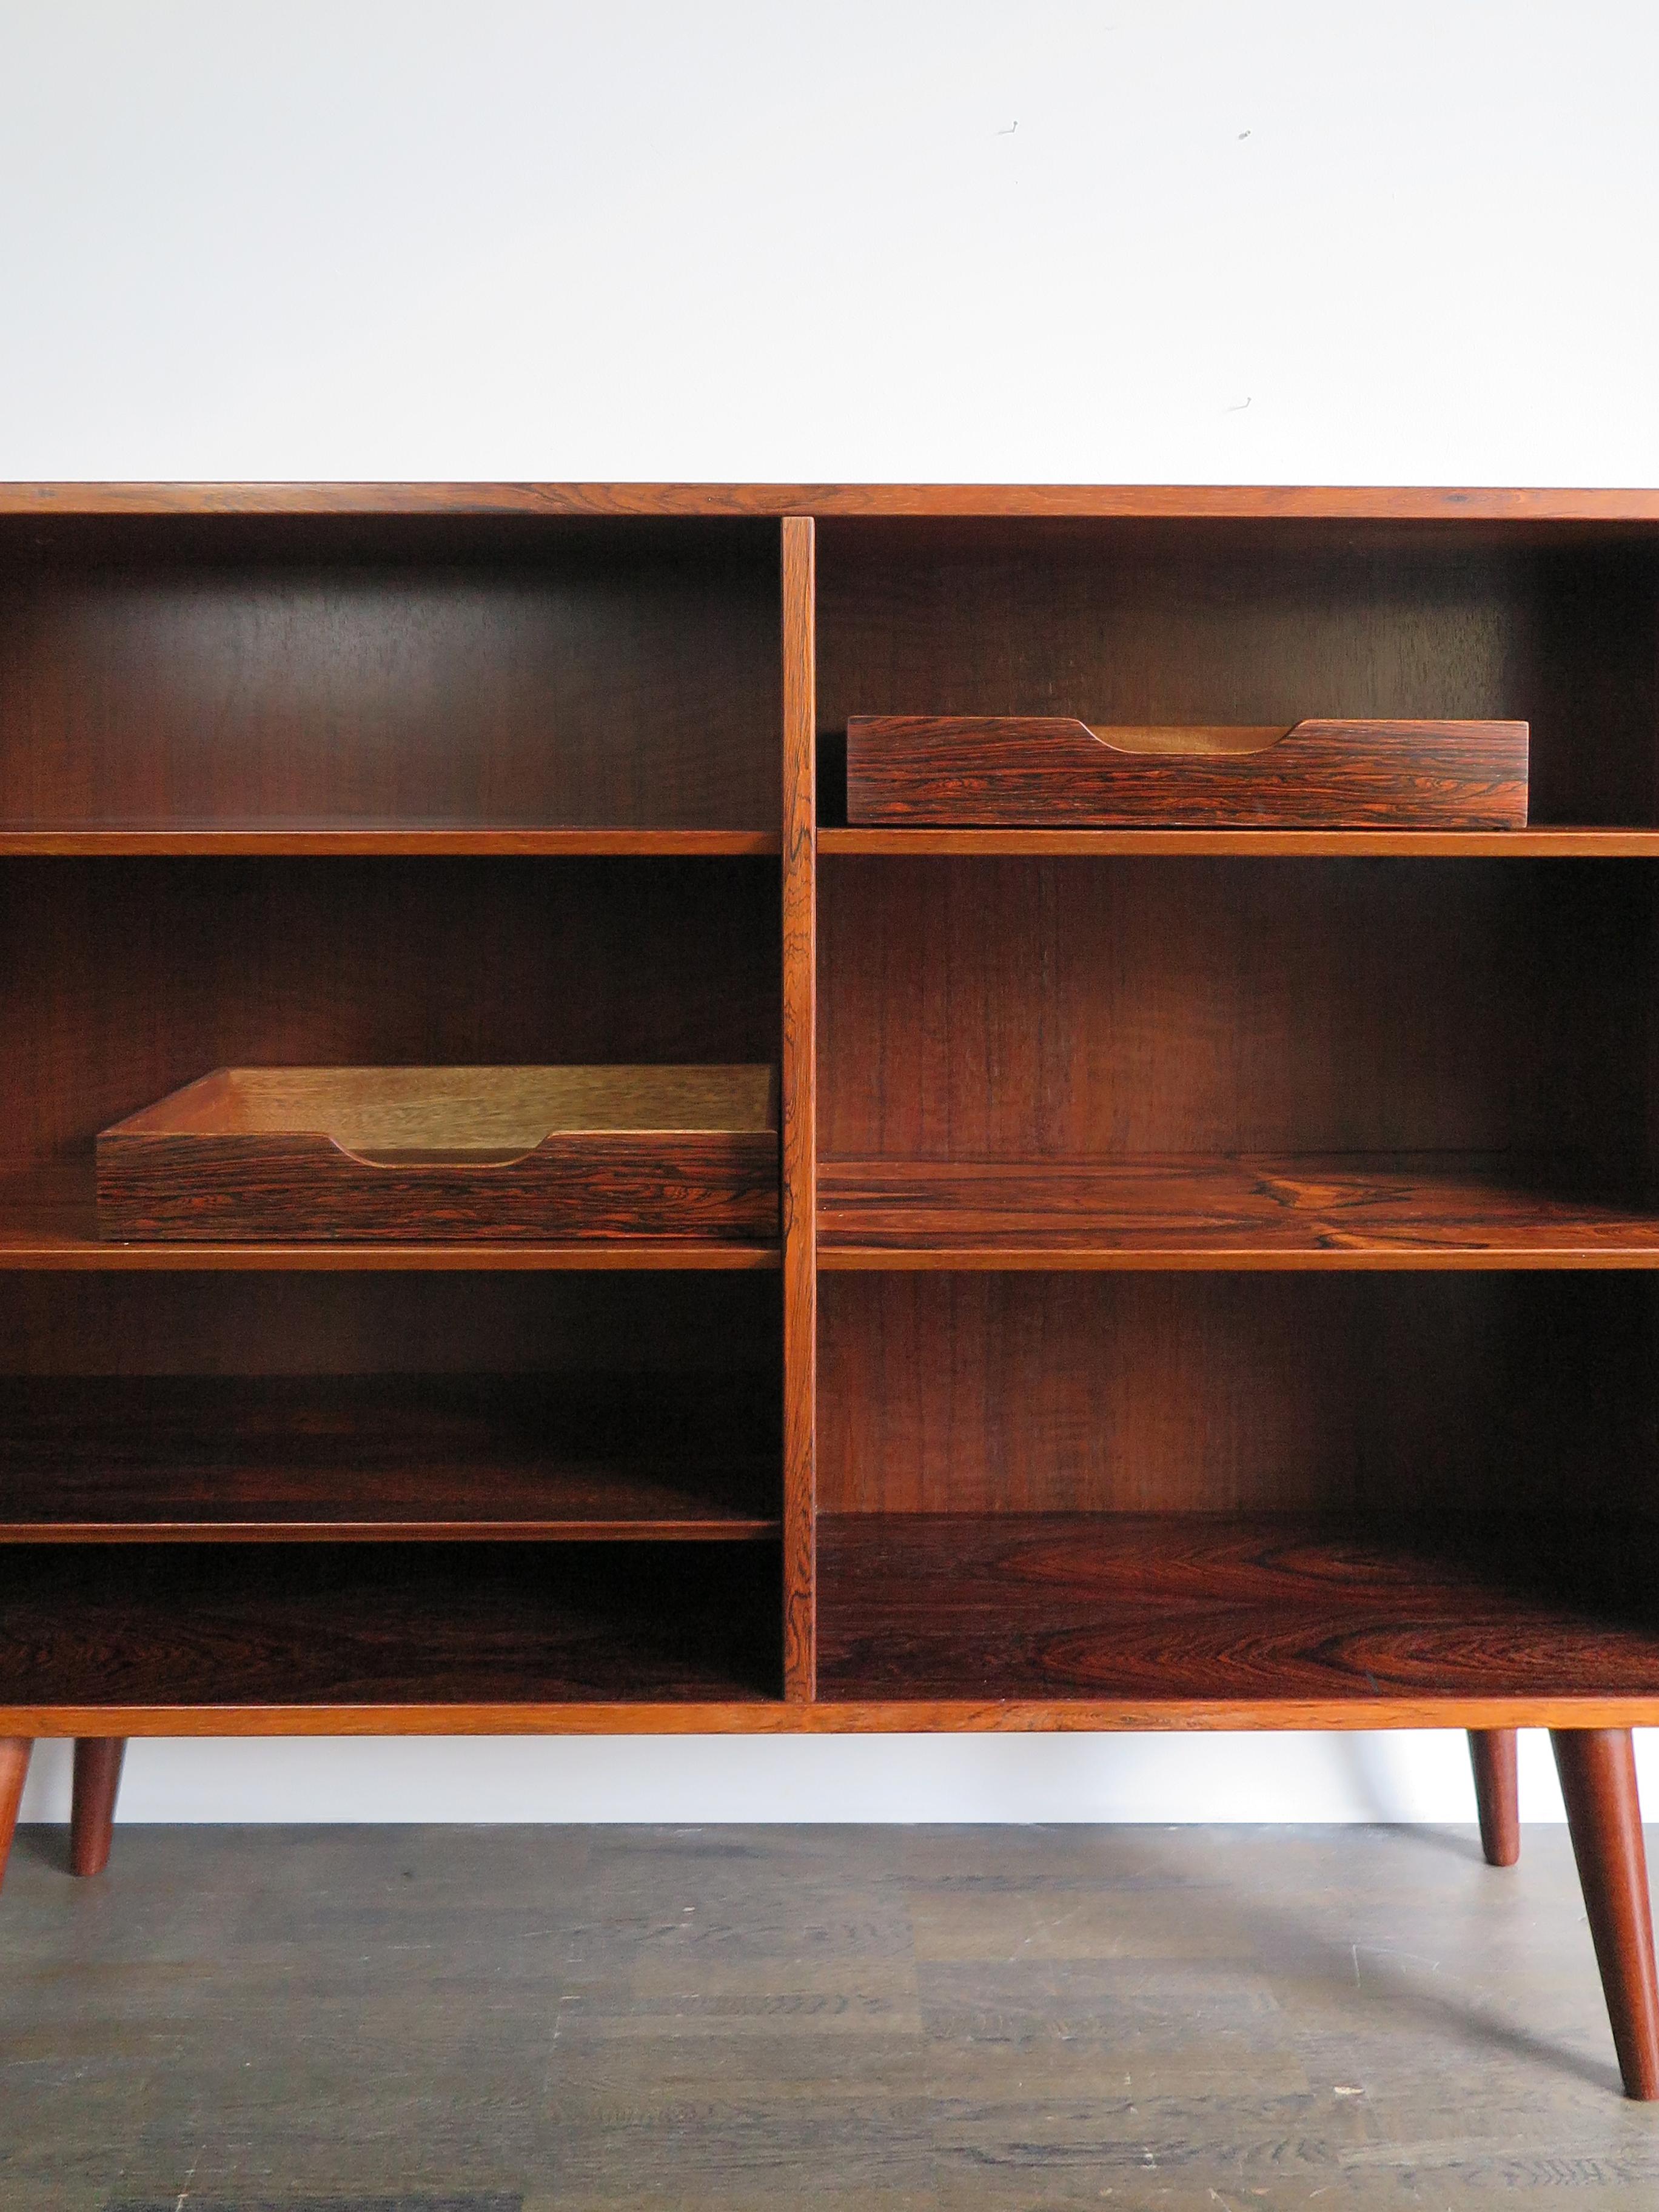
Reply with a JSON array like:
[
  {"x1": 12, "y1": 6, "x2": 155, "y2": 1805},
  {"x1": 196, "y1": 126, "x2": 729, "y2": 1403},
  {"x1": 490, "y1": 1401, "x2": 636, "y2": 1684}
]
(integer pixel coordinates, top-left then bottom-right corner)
[{"x1": 4, "y1": 1823, "x2": 1659, "y2": 2207}]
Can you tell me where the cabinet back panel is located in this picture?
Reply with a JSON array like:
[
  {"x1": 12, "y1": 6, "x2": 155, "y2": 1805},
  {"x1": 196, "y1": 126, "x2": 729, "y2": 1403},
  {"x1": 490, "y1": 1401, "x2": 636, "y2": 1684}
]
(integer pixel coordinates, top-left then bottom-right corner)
[
  {"x1": 0, "y1": 857, "x2": 779, "y2": 1169},
  {"x1": 817, "y1": 520, "x2": 1659, "y2": 827},
  {"x1": 819, "y1": 857, "x2": 1646, "y2": 1162},
  {"x1": 820, "y1": 1272, "x2": 1659, "y2": 1516},
  {"x1": 0, "y1": 1270, "x2": 779, "y2": 1378},
  {"x1": 0, "y1": 517, "x2": 780, "y2": 830}
]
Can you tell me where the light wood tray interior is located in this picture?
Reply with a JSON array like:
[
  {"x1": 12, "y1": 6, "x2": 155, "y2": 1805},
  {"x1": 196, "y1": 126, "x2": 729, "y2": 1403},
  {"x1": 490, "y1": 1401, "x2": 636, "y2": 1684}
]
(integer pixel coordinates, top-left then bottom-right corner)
[
  {"x1": 1073, "y1": 722, "x2": 1293, "y2": 756},
  {"x1": 106, "y1": 1067, "x2": 779, "y2": 1167}
]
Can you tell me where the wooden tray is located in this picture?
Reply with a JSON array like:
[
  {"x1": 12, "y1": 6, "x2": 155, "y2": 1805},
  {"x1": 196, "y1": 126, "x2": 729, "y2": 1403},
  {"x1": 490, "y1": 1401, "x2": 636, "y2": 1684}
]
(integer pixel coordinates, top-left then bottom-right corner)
[
  {"x1": 96, "y1": 1067, "x2": 779, "y2": 1243},
  {"x1": 845, "y1": 717, "x2": 1530, "y2": 828}
]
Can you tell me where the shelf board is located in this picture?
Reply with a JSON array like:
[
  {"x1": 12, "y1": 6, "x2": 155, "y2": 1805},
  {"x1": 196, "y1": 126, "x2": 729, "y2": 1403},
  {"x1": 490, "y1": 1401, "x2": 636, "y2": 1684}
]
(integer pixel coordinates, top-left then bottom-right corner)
[
  {"x1": 819, "y1": 826, "x2": 1659, "y2": 859},
  {"x1": 0, "y1": 1376, "x2": 778, "y2": 1541},
  {"x1": 818, "y1": 1155, "x2": 1659, "y2": 1270},
  {"x1": 818, "y1": 1512, "x2": 1659, "y2": 1704},
  {"x1": 0, "y1": 824, "x2": 779, "y2": 857},
  {"x1": 0, "y1": 1540, "x2": 780, "y2": 1708},
  {"x1": 0, "y1": 1162, "x2": 780, "y2": 1272}
]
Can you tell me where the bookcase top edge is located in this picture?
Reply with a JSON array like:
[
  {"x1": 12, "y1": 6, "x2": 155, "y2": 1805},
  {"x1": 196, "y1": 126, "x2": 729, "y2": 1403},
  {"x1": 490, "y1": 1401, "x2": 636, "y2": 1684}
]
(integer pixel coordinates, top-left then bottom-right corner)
[{"x1": 1, "y1": 483, "x2": 1657, "y2": 521}]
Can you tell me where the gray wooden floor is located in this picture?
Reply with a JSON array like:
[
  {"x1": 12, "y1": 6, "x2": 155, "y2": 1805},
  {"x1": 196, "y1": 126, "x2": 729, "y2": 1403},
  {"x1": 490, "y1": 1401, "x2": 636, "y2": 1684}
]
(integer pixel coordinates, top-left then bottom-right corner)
[{"x1": 5, "y1": 1823, "x2": 1659, "y2": 2208}]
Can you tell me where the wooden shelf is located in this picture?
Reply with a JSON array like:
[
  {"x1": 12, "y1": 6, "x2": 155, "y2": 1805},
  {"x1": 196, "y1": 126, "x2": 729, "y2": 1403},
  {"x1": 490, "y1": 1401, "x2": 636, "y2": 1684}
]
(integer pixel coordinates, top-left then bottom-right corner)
[
  {"x1": 818, "y1": 1155, "x2": 1659, "y2": 1269},
  {"x1": 0, "y1": 1540, "x2": 780, "y2": 1708},
  {"x1": 0, "y1": 1163, "x2": 780, "y2": 1271},
  {"x1": 820, "y1": 826, "x2": 1659, "y2": 858},
  {"x1": 0, "y1": 825, "x2": 780, "y2": 857},
  {"x1": 0, "y1": 1376, "x2": 778, "y2": 1541},
  {"x1": 818, "y1": 1513, "x2": 1659, "y2": 1705}
]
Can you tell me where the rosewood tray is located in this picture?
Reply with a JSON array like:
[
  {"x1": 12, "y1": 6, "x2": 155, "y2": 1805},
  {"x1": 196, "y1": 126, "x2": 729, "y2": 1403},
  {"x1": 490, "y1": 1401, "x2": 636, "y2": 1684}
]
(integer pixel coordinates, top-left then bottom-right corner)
[
  {"x1": 96, "y1": 1065, "x2": 780, "y2": 1242},
  {"x1": 845, "y1": 716, "x2": 1530, "y2": 828}
]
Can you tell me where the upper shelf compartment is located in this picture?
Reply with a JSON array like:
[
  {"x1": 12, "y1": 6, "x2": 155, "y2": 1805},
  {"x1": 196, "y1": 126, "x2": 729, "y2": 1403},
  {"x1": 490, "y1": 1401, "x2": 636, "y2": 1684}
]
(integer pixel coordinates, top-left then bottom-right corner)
[
  {"x1": 0, "y1": 514, "x2": 782, "y2": 842},
  {"x1": 816, "y1": 517, "x2": 1659, "y2": 833}
]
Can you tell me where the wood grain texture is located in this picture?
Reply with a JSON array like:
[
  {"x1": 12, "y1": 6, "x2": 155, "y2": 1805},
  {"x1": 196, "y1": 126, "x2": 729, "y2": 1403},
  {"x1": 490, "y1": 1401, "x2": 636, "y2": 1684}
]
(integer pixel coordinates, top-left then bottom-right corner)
[
  {"x1": 0, "y1": 1162, "x2": 780, "y2": 1270},
  {"x1": 12, "y1": 1693, "x2": 1659, "y2": 1735},
  {"x1": 1552, "y1": 1729, "x2": 1659, "y2": 2098},
  {"x1": 818, "y1": 857, "x2": 1648, "y2": 1166},
  {"x1": 69, "y1": 1737, "x2": 124, "y2": 1875},
  {"x1": 96, "y1": 1065, "x2": 780, "y2": 1244},
  {"x1": 0, "y1": 1543, "x2": 782, "y2": 1708},
  {"x1": 0, "y1": 1736, "x2": 27, "y2": 1891},
  {"x1": 0, "y1": 1375, "x2": 779, "y2": 1541},
  {"x1": 818, "y1": 1514, "x2": 1659, "y2": 1704},
  {"x1": 818, "y1": 1155, "x2": 1659, "y2": 1267},
  {"x1": 823, "y1": 826, "x2": 1659, "y2": 856},
  {"x1": 818, "y1": 1273, "x2": 1659, "y2": 1516},
  {"x1": 0, "y1": 1263, "x2": 780, "y2": 1379},
  {"x1": 7, "y1": 483, "x2": 1659, "y2": 519},
  {"x1": 2, "y1": 486, "x2": 1656, "y2": 1766},
  {"x1": 7, "y1": 1823, "x2": 1655, "y2": 2192},
  {"x1": 1, "y1": 854, "x2": 780, "y2": 1232},
  {"x1": 0, "y1": 826, "x2": 779, "y2": 856},
  {"x1": 102, "y1": 1064, "x2": 779, "y2": 1147},
  {"x1": 1469, "y1": 1727, "x2": 1521, "y2": 1866},
  {"x1": 0, "y1": 517, "x2": 780, "y2": 833},
  {"x1": 819, "y1": 521, "x2": 1659, "y2": 829},
  {"x1": 846, "y1": 716, "x2": 1530, "y2": 829},
  {"x1": 781, "y1": 518, "x2": 817, "y2": 1700}
]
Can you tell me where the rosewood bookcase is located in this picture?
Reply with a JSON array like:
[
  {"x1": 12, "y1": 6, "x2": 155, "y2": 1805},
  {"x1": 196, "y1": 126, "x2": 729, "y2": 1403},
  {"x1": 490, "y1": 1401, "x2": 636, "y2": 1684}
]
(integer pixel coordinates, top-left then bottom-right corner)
[{"x1": 3, "y1": 483, "x2": 1659, "y2": 2095}]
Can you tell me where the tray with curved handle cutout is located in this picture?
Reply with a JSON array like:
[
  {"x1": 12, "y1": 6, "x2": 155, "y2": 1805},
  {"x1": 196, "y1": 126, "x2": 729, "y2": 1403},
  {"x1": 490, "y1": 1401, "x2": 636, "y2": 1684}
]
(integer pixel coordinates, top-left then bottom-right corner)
[
  {"x1": 846, "y1": 717, "x2": 1529, "y2": 828},
  {"x1": 96, "y1": 1066, "x2": 780, "y2": 1242}
]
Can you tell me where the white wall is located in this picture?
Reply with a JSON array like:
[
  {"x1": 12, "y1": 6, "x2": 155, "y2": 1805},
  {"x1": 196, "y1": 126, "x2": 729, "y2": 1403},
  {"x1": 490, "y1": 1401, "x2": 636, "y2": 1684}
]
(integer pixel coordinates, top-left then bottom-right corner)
[{"x1": 7, "y1": 0, "x2": 1658, "y2": 1822}]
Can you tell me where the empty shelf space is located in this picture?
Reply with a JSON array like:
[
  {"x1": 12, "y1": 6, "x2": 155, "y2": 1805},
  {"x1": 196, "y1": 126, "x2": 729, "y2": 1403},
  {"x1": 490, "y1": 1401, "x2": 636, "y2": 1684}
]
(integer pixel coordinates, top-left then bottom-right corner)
[
  {"x1": 819, "y1": 827, "x2": 1659, "y2": 857},
  {"x1": 0, "y1": 1376, "x2": 778, "y2": 1540},
  {"x1": 817, "y1": 1513, "x2": 1659, "y2": 1706},
  {"x1": 0, "y1": 1164, "x2": 780, "y2": 1272},
  {"x1": 817, "y1": 1155, "x2": 1659, "y2": 1269},
  {"x1": 0, "y1": 825, "x2": 780, "y2": 856},
  {"x1": 0, "y1": 1540, "x2": 780, "y2": 1710}
]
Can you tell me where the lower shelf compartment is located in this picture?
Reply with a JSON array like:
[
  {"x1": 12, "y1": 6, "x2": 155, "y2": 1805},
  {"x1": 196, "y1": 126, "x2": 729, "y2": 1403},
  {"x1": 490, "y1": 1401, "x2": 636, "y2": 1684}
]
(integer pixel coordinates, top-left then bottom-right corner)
[
  {"x1": 817, "y1": 1514, "x2": 1659, "y2": 1704},
  {"x1": 0, "y1": 1375, "x2": 778, "y2": 1540},
  {"x1": 0, "y1": 1541, "x2": 781, "y2": 1708}
]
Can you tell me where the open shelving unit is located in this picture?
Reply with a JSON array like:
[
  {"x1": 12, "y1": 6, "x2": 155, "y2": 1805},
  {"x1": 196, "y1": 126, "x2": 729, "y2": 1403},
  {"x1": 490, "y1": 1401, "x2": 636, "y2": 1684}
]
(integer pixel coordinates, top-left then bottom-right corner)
[{"x1": 6, "y1": 482, "x2": 1659, "y2": 2091}]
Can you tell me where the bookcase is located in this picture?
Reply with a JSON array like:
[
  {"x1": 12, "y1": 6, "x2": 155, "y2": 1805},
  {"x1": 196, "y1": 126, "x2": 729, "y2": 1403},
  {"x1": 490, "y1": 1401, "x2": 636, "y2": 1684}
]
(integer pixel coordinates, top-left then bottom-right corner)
[{"x1": 2, "y1": 483, "x2": 1659, "y2": 2096}]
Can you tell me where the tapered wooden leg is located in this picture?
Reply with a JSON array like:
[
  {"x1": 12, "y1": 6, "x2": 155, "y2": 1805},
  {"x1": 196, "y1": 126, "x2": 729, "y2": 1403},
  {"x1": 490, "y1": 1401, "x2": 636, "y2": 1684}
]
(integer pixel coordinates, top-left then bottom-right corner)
[
  {"x1": 71, "y1": 1738, "x2": 126, "y2": 1877},
  {"x1": 1552, "y1": 1728, "x2": 1659, "y2": 2099},
  {"x1": 0, "y1": 1738, "x2": 32, "y2": 1893},
  {"x1": 1469, "y1": 1728, "x2": 1520, "y2": 1866}
]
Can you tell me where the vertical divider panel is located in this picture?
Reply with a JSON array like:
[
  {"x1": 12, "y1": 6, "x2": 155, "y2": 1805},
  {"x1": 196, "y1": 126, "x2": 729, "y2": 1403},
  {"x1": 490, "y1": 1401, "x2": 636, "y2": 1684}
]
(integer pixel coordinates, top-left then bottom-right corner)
[{"x1": 781, "y1": 517, "x2": 817, "y2": 1699}]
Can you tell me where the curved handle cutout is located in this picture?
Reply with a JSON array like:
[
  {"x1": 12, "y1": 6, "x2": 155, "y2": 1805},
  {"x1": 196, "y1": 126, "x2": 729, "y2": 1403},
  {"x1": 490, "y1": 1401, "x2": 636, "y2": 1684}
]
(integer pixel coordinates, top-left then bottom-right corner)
[
  {"x1": 1081, "y1": 723, "x2": 1295, "y2": 757},
  {"x1": 327, "y1": 1137, "x2": 551, "y2": 1170}
]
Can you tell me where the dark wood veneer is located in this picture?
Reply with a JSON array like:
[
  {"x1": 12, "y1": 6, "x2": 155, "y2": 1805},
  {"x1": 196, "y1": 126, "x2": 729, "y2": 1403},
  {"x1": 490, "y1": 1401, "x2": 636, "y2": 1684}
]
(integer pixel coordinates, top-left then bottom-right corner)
[
  {"x1": 0, "y1": 1161, "x2": 780, "y2": 1270},
  {"x1": 0, "y1": 516, "x2": 780, "y2": 834},
  {"x1": 0, "y1": 1543, "x2": 781, "y2": 1707},
  {"x1": 819, "y1": 1155, "x2": 1659, "y2": 1267},
  {"x1": 3, "y1": 484, "x2": 1657, "y2": 2093},
  {"x1": 846, "y1": 716, "x2": 1529, "y2": 830},
  {"x1": 96, "y1": 1066, "x2": 779, "y2": 1245},
  {"x1": 69, "y1": 1738, "x2": 124, "y2": 1876},
  {"x1": 1470, "y1": 1729, "x2": 1521, "y2": 1867},
  {"x1": 817, "y1": 1515, "x2": 1659, "y2": 1705},
  {"x1": 0, "y1": 1376, "x2": 779, "y2": 1541}
]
